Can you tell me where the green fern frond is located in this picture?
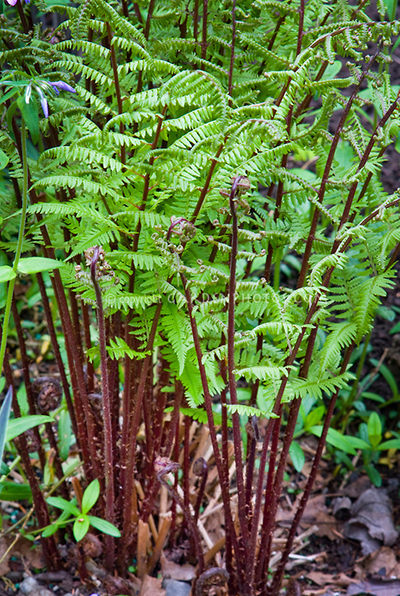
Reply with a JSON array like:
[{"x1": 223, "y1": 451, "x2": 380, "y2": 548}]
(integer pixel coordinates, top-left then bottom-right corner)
[
  {"x1": 161, "y1": 303, "x2": 193, "y2": 375},
  {"x1": 319, "y1": 322, "x2": 357, "y2": 373},
  {"x1": 106, "y1": 337, "x2": 150, "y2": 360},
  {"x1": 234, "y1": 365, "x2": 290, "y2": 381}
]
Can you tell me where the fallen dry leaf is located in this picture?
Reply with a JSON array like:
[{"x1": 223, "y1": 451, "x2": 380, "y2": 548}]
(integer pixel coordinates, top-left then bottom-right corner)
[
  {"x1": 363, "y1": 546, "x2": 400, "y2": 578},
  {"x1": 16, "y1": 536, "x2": 45, "y2": 569},
  {"x1": 0, "y1": 536, "x2": 45, "y2": 576},
  {"x1": 277, "y1": 495, "x2": 338, "y2": 540},
  {"x1": 303, "y1": 590, "x2": 336, "y2": 596},
  {"x1": 0, "y1": 538, "x2": 11, "y2": 576},
  {"x1": 343, "y1": 477, "x2": 372, "y2": 499},
  {"x1": 301, "y1": 495, "x2": 338, "y2": 541},
  {"x1": 308, "y1": 571, "x2": 356, "y2": 588},
  {"x1": 160, "y1": 553, "x2": 196, "y2": 581},
  {"x1": 140, "y1": 575, "x2": 166, "y2": 596},
  {"x1": 344, "y1": 488, "x2": 398, "y2": 555},
  {"x1": 347, "y1": 578, "x2": 400, "y2": 595}
]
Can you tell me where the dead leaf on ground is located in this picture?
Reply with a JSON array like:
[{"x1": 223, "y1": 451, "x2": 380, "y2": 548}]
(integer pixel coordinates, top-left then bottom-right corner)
[
  {"x1": 308, "y1": 571, "x2": 356, "y2": 588},
  {"x1": 343, "y1": 477, "x2": 372, "y2": 499},
  {"x1": 301, "y1": 495, "x2": 338, "y2": 541},
  {"x1": 160, "y1": 554, "x2": 195, "y2": 581},
  {"x1": 344, "y1": 488, "x2": 398, "y2": 555},
  {"x1": 16, "y1": 537, "x2": 45, "y2": 569},
  {"x1": 204, "y1": 505, "x2": 225, "y2": 544},
  {"x1": 332, "y1": 496, "x2": 352, "y2": 520},
  {"x1": 363, "y1": 546, "x2": 400, "y2": 578},
  {"x1": 140, "y1": 575, "x2": 166, "y2": 596},
  {"x1": 347, "y1": 578, "x2": 400, "y2": 595},
  {"x1": 277, "y1": 495, "x2": 337, "y2": 540},
  {"x1": 0, "y1": 538, "x2": 11, "y2": 575},
  {"x1": 303, "y1": 590, "x2": 338, "y2": 596},
  {"x1": 0, "y1": 536, "x2": 45, "y2": 576}
]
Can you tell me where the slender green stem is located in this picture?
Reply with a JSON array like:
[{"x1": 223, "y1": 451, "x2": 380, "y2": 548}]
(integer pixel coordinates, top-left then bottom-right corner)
[
  {"x1": 0, "y1": 118, "x2": 29, "y2": 376},
  {"x1": 0, "y1": 455, "x2": 21, "y2": 482}
]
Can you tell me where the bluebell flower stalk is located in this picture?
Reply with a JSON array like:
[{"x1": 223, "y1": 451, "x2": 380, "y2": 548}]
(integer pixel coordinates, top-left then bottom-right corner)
[
  {"x1": 21, "y1": 80, "x2": 76, "y2": 119},
  {"x1": 5, "y1": 0, "x2": 30, "y2": 5}
]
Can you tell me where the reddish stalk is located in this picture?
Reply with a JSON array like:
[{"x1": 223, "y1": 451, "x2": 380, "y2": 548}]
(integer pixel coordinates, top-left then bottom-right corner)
[
  {"x1": 35, "y1": 272, "x2": 78, "y2": 442},
  {"x1": 201, "y1": 0, "x2": 208, "y2": 59},
  {"x1": 191, "y1": 144, "x2": 224, "y2": 223},
  {"x1": 90, "y1": 247, "x2": 115, "y2": 570},
  {"x1": 228, "y1": 0, "x2": 236, "y2": 97},
  {"x1": 119, "y1": 302, "x2": 163, "y2": 570},
  {"x1": 193, "y1": 0, "x2": 199, "y2": 41},
  {"x1": 193, "y1": 458, "x2": 208, "y2": 523},
  {"x1": 156, "y1": 460, "x2": 205, "y2": 575},
  {"x1": 81, "y1": 302, "x2": 95, "y2": 394},
  {"x1": 268, "y1": 345, "x2": 355, "y2": 595},
  {"x1": 119, "y1": 105, "x2": 167, "y2": 532},
  {"x1": 107, "y1": 22, "x2": 126, "y2": 164},
  {"x1": 255, "y1": 406, "x2": 283, "y2": 585},
  {"x1": 28, "y1": 205, "x2": 101, "y2": 479},
  {"x1": 180, "y1": 271, "x2": 244, "y2": 589},
  {"x1": 227, "y1": 177, "x2": 250, "y2": 551},
  {"x1": 296, "y1": 0, "x2": 305, "y2": 56}
]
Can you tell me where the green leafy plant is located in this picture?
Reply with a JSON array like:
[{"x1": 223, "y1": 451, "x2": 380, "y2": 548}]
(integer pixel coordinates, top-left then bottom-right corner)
[
  {"x1": 1, "y1": 0, "x2": 400, "y2": 594},
  {"x1": 43, "y1": 479, "x2": 121, "y2": 542}
]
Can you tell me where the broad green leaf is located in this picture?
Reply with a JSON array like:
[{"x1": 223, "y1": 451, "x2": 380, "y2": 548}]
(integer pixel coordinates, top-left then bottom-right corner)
[
  {"x1": 0, "y1": 387, "x2": 12, "y2": 462},
  {"x1": 81, "y1": 479, "x2": 100, "y2": 514},
  {"x1": 383, "y1": 0, "x2": 396, "y2": 19},
  {"x1": 310, "y1": 426, "x2": 357, "y2": 455},
  {"x1": 376, "y1": 439, "x2": 400, "y2": 451},
  {"x1": 0, "y1": 462, "x2": 9, "y2": 475},
  {"x1": 322, "y1": 59, "x2": 343, "y2": 80},
  {"x1": 42, "y1": 524, "x2": 59, "y2": 537},
  {"x1": 365, "y1": 464, "x2": 382, "y2": 487},
  {"x1": 304, "y1": 406, "x2": 325, "y2": 431},
  {"x1": 73, "y1": 514, "x2": 90, "y2": 542},
  {"x1": 360, "y1": 391, "x2": 385, "y2": 404},
  {"x1": 370, "y1": 359, "x2": 398, "y2": 398},
  {"x1": 47, "y1": 496, "x2": 80, "y2": 516},
  {"x1": 58, "y1": 409, "x2": 72, "y2": 460},
  {"x1": 289, "y1": 441, "x2": 305, "y2": 473},
  {"x1": 0, "y1": 88, "x2": 19, "y2": 106},
  {"x1": 367, "y1": 412, "x2": 382, "y2": 449},
  {"x1": 390, "y1": 321, "x2": 400, "y2": 334},
  {"x1": 6, "y1": 415, "x2": 52, "y2": 442},
  {"x1": 17, "y1": 257, "x2": 65, "y2": 275},
  {"x1": 343, "y1": 436, "x2": 371, "y2": 451},
  {"x1": 0, "y1": 266, "x2": 16, "y2": 283},
  {"x1": 88, "y1": 515, "x2": 121, "y2": 537},
  {"x1": 376, "y1": 305, "x2": 396, "y2": 321},
  {"x1": 0, "y1": 481, "x2": 32, "y2": 501},
  {"x1": 17, "y1": 383, "x2": 29, "y2": 416},
  {"x1": 17, "y1": 95, "x2": 39, "y2": 145}
]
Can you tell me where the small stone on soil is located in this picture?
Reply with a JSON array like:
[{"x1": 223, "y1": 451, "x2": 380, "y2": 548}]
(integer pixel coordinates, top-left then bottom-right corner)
[{"x1": 162, "y1": 579, "x2": 191, "y2": 596}]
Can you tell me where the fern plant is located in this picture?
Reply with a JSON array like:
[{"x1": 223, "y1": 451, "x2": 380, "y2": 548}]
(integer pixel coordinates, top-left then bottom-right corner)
[{"x1": 1, "y1": 0, "x2": 400, "y2": 594}]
